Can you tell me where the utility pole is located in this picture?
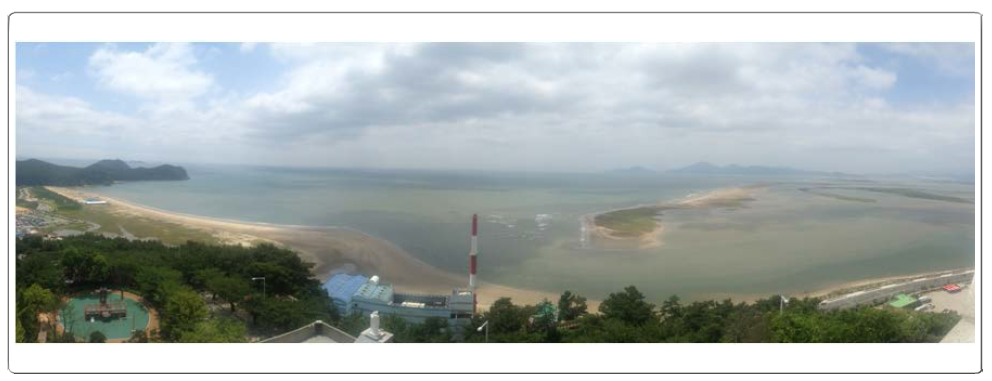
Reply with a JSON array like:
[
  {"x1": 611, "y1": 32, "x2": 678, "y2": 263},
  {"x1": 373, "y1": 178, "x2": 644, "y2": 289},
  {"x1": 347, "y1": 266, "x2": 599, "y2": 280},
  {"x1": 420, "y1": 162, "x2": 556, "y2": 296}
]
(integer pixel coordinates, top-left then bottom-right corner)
[
  {"x1": 780, "y1": 295, "x2": 790, "y2": 314},
  {"x1": 477, "y1": 320, "x2": 489, "y2": 343}
]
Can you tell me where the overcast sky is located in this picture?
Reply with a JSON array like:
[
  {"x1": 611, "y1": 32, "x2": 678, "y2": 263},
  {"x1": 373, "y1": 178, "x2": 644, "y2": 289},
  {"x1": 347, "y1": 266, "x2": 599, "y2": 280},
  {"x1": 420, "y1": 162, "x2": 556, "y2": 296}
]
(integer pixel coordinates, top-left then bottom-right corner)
[{"x1": 15, "y1": 42, "x2": 975, "y2": 174}]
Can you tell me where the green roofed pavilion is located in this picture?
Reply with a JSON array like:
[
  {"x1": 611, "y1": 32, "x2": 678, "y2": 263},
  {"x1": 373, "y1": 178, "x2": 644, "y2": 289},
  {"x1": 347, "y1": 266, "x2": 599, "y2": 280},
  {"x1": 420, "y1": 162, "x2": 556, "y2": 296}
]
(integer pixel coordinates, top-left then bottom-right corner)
[{"x1": 888, "y1": 294, "x2": 917, "y2": 309}]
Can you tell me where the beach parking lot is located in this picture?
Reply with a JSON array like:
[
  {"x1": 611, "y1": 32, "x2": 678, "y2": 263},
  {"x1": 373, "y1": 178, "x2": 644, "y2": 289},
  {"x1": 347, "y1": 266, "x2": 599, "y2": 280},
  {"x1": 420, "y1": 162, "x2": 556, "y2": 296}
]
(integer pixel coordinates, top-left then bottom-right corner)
[{"x1": 919, "y1": 283, "x2": 975, "y2": 343}]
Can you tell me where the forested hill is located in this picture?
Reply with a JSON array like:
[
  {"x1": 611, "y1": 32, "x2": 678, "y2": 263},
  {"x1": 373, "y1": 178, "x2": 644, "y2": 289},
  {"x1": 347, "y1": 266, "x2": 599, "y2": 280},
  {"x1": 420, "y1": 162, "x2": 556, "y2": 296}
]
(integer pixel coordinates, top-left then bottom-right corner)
[{"x1": 16, "y1": 158, "x2": 189, "y2": 186}]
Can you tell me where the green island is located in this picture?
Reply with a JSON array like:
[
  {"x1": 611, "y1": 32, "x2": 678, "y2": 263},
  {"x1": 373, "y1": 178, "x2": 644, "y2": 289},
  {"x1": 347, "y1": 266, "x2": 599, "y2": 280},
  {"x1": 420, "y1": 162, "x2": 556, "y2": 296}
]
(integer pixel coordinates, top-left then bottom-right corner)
[{"x1": 593, "y1": 207, "x2": 663, "y2": 237}]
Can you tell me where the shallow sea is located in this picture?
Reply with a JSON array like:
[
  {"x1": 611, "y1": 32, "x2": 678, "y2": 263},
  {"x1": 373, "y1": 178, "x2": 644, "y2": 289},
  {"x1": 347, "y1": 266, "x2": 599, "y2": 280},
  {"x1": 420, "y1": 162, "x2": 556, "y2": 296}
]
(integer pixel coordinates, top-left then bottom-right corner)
[{"x1": 86, "y1": 164, "x2": 976, "y2": 302}]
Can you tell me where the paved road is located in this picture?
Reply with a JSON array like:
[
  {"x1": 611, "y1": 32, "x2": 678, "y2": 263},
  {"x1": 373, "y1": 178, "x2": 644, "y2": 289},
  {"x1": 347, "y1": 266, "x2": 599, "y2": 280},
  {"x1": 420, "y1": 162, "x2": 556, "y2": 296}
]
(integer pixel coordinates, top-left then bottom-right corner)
[{"x1": 923, "y1": 283, "x2": 975, "y2": 343}]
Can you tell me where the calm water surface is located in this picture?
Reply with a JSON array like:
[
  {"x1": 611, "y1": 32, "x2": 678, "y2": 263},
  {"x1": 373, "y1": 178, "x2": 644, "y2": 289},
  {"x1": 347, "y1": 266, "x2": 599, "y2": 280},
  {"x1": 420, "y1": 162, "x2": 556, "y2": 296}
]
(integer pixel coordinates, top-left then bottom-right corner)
[{"x1": 87, "y1": 164, "x2": 975, "y2": 302}]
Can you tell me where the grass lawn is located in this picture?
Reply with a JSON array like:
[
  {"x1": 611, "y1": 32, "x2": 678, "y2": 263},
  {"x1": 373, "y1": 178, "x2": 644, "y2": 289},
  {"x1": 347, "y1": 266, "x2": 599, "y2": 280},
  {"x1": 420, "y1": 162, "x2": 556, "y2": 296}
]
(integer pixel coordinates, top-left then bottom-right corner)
[{"x1": 60, "y1": 205, "x2": 219, "y2": 246}]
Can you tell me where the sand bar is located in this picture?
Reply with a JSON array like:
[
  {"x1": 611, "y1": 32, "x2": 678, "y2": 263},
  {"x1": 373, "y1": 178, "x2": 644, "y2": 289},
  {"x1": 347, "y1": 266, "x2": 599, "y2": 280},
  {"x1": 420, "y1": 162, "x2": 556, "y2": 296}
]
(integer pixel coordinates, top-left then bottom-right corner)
[
  {"x1": 584, "y1": 186, "x2": 760, "y2": 249},
  {"x1": 47, "y1": 186, "x2": 557, "y2": 310},
  {"x1": 43, "y1": 186, "x2": 966, "y2": 313}
]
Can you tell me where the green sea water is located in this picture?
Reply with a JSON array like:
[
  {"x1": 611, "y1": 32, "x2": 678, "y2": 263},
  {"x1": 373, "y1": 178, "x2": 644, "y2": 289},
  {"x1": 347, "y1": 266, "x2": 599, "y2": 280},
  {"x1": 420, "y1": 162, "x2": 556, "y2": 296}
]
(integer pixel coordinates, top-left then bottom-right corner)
[{"x1": 86, "y1": 164, "x2": 976, "y2": 302}]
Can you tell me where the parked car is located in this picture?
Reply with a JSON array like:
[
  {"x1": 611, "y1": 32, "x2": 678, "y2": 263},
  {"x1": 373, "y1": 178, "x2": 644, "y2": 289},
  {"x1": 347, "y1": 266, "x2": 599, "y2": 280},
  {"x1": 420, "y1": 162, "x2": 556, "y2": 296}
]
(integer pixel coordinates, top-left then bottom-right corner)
[{"x1": 914, "y1": 303, "x2": 935, "y2": 312}]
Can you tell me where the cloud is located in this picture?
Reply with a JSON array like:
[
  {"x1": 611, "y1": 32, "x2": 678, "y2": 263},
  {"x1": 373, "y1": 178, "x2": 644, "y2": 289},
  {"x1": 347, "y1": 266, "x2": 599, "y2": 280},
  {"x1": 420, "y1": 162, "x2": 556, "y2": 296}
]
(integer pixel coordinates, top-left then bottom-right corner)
[
  {"x1": 16, "y1": 85, "x2": 139, "y2": 136},
  {"x1": 234, "y1": 43, "x2": 908, "y2": 141},
  {"x1": 15, "y1": 42, "x2": 976, "y2": 174},
  {"x1": 89, "y1": 42, "x2": 214, "y2": 101},
  {"x1": 239, "y1": 42, "x2": 257, "y2": 53}
]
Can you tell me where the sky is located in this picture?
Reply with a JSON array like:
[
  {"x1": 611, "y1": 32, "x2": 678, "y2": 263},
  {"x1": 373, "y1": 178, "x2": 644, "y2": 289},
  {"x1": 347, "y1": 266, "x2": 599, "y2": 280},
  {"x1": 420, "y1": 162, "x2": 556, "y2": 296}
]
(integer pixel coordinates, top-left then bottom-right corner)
[{"x1": 15, "y1": 42, "x2": 976, "y2": 174}]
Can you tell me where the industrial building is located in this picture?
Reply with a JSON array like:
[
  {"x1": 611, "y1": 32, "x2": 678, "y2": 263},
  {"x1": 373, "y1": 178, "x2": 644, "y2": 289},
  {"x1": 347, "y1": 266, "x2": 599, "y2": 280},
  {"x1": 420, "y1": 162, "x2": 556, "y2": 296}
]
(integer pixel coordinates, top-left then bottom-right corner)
[{"x1": 323, "y1": 214, "x2": 481, "y2": 325}]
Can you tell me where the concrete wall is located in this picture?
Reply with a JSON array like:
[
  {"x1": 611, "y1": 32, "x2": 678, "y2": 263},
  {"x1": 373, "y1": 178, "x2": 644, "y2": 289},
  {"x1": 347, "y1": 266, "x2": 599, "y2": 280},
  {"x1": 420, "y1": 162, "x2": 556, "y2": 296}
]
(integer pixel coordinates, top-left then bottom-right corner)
[{"x1": 819, "y1": 270, "x2": 974, "y2": 310}]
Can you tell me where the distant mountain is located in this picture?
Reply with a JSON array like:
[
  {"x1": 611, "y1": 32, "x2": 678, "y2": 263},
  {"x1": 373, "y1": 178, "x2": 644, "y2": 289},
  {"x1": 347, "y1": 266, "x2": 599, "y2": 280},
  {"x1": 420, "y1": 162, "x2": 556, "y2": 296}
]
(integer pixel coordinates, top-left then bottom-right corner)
[
  {"x1": 16, "y1": 158, "x2": 189, "y2": 186},
  {"x1": 669, "y1": 162, "x2": 844, "y2": 176},
  {"x1": 606, "y1": 166, "x2": 656, "y2": 175}
]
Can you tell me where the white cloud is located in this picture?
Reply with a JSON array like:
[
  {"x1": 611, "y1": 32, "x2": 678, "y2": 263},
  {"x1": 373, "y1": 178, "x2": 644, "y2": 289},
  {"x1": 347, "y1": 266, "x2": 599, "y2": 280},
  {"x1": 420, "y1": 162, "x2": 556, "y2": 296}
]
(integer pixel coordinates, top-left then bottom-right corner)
[
  {"x1": 89, "y1": 42, "x2": 214, "y2": 101},
  {"x1": 239, "y1": 42, "x2": 258, "y2": 53},
  {"x1": 15, "y1": 42, "x2": 976, "y2": 174},
  {"x1": 16, "y1": 86, "x2": 138, "y2": 136}
]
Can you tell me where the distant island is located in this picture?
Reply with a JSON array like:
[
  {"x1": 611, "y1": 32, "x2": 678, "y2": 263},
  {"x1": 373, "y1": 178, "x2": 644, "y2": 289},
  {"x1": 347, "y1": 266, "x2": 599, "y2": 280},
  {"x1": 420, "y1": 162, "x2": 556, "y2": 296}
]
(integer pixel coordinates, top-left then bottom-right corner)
[
  {"x1": 605, "y1": 166, "x2": 656, "y2": 175},
  {"x1": 669, "y1": 161, "x2": 845, "y2": 176},
  {"x1": 16, "y1": 158, "x2": 189, "y2": 186}
]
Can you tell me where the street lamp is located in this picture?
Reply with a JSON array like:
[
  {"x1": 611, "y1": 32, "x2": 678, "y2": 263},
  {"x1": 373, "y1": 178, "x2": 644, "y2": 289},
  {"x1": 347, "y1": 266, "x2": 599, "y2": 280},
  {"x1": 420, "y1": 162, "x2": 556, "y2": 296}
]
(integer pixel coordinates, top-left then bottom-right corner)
[
  {"x1": 477, "y1": 320, "x2": 489, "y2": 343},
  {"x1": 252, "y1": 277, "x2": 266, "y2": 299},
  {"x1": 780, "y1": 295, "x2": 790, "y2": 314}
]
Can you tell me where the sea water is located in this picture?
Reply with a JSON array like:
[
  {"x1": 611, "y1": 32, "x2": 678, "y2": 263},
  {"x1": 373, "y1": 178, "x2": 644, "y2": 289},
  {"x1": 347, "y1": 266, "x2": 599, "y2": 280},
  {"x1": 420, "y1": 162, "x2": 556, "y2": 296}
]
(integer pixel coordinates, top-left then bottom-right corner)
[{"x1": 88, "y1": 163, "x2": 976, "y2": 302}]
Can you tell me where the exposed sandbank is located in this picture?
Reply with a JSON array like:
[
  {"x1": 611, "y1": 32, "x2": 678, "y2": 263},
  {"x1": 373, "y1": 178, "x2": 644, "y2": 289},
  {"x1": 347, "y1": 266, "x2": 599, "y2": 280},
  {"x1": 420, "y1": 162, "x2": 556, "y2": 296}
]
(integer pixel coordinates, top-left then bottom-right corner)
[
  {"x1": 584, "y1": 186, "x2": 760, "y2": 249},
  {"x1": 47, "y1": 187, "x2": 557, "y2": 310},
  {"x1": 44, "y1": 186, "x2": 966, "y2": 313}
]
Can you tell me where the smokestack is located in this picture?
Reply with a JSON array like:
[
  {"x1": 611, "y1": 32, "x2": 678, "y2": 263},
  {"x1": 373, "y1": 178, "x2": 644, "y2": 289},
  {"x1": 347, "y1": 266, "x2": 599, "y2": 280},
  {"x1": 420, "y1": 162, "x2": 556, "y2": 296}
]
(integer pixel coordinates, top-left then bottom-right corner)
[
  {"x1": 469, "y1": 214, "x2": 478, "y2": 289},
  {"x1": 469, "y1": 214, "x2": 478, "y2": 314}
]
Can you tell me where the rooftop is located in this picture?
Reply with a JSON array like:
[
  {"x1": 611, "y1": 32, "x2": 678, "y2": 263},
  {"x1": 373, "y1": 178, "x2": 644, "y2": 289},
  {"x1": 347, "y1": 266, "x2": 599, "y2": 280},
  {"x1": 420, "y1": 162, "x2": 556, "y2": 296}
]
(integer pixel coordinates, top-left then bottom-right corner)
[
  {"x1": 260, "y1": 320, "x2": 394, "y2": 343},
  {"x1": 888, "y1": 294, "x2": 917, "y2": 308},
  {"x1": 355, "y1": 282, "x2": 393, "y2": 303},
  {"x1": 323, "y1": 273, "x2": 369, "y2": 303}
]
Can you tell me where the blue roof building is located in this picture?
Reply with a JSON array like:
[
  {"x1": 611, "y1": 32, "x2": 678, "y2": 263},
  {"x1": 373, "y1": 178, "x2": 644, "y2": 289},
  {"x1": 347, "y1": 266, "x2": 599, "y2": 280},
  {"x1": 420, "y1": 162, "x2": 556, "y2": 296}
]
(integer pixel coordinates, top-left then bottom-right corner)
[
  {"x1": 322, "y1": 274, "x2": 369, "y2": 315},
  {"x1": 323, "y1": 273, "x2": 476, "y2": 325}
]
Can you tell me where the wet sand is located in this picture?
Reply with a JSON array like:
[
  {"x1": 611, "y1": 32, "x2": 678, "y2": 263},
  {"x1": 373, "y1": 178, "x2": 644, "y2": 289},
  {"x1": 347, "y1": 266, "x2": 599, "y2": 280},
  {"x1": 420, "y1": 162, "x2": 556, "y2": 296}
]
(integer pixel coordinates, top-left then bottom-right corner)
[
  {"x1": 47, "y1": 187, "x2": 556, "y2": 310},
  {"x1": 584, "y1": 186, "x2": 760, "y2": 249},
  {"x1": 44, "y1": 186, "x2": 962, "y2": 313}
]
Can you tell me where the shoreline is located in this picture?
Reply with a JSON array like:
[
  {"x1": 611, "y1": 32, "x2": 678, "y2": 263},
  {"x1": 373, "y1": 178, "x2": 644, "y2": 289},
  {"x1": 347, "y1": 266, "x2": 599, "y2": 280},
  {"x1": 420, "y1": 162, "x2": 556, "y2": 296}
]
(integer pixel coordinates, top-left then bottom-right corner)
[
  {"x1": 46, "y1": 186, "x2": 559, "y2": 310},
  {"x1": 42, "y1": 186, "x2": 970, "y2": 313}
]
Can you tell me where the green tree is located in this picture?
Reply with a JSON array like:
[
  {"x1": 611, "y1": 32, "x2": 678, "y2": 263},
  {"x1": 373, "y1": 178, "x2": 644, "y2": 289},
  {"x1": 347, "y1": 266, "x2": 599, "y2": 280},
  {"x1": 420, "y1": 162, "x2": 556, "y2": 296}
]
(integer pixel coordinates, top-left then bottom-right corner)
[
  {"x1": 533, "y1": 299, "x2": 561, "y2": 343},
  {"x1": 557, "y1": 290, "x2": 588, "y2": 321},
  {"x1": 51, "y1": 331, "x2": 77, "y2": 343},
  {"x1": 179, "y1": 318, "x2": 249, "y2": 343},
  {"x1": 87, "y1": 254, "x2": 111, "y2": 284},
  {"x1": 246, "y1": 296, "x2": 333, "y2": 334},
  {"x1": 128, "y1": 329, "x2": 149, "y2": 343},
  {"x1": 208, "y1": 276, "x2": 251, "y2": 312},
  {"x1": 192, "y1": 268, "x2": 226, "y2": 297},
  {"x1": 161, "y1": 288, "x2": 209, "y2": 340},
  {"x1": 61, "y1": 247, "x2": 89, "y2": 283},
  {"x1": 134, "y1": 267, "x2": 183, "y2": 307},
  {"x1": 16, "y1": 319, "x2": 25, "y2": 343},
  {"x1": 484, "y1": 297, "x2": 528, "y2": 338},
  {"x1": 89, "y1": 331, "x2": 107, "y2": 343},
  {"x1": 17, "y1": 284, "x2": 59, "y2": 343},
  {"x1": 599, "y1": 286, "x2": 656, "y2": 326},
  {"x1": 659, "y1": 295, "x2": 683, "y2": 320}
]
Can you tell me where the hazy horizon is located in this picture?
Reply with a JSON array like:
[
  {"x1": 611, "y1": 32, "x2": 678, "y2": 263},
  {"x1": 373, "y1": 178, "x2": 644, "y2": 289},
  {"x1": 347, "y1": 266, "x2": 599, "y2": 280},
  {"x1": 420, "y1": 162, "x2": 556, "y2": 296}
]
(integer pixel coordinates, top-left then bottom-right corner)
[
  {"x1": 16, "y1": 42, "x2": 976, "y2": 174},
  {"x1": 16, "y1": 154, "x2": 975, "y2": 179}
]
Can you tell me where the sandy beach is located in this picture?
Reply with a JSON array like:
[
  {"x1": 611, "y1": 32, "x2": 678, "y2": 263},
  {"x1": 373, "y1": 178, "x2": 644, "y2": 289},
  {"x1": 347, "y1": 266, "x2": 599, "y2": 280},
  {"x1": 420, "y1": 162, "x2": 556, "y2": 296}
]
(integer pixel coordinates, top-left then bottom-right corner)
[
  {"x1": 47, "y1": 187, "x2": 557, "y2": 310},
  {"x1": 43, "y1": 186, "x2": 966, "y2": 314}
]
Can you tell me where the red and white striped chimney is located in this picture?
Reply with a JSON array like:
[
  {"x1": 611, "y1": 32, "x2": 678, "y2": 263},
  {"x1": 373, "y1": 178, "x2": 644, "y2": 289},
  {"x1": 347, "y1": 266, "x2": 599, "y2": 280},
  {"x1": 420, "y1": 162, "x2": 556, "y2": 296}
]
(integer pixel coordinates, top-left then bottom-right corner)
[{"x1": 469, "y1": 213, "x2": 478, "y2": 290}]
